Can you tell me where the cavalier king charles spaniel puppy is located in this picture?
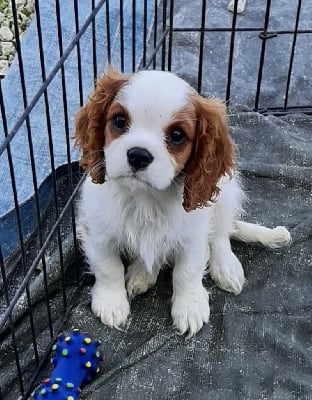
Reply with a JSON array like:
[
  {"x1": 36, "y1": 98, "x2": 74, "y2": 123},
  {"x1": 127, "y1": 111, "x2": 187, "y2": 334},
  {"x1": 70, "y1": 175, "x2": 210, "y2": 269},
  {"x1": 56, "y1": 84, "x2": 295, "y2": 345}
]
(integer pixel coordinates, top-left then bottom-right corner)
[{"x1": 74, "y1": 68, "x2": 291, "y2": 337}]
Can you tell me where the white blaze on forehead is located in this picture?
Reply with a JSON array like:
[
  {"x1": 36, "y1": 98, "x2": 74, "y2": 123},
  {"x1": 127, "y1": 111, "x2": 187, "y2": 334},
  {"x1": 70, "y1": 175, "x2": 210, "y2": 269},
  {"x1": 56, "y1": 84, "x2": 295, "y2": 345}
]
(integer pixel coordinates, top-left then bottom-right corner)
[
  {"x1": 104, "y1": 70, "x2": 193, "y2": 191},
  {"x1": 117, "y1": 70, "x2": 192, "y2": 126}
]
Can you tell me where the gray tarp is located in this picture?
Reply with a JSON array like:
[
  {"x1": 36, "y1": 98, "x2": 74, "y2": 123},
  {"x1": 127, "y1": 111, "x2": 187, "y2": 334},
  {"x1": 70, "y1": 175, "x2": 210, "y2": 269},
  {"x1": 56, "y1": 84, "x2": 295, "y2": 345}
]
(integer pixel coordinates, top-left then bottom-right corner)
[{"x1": 1, "y1": 111, "x2": 311, "y2": 399}]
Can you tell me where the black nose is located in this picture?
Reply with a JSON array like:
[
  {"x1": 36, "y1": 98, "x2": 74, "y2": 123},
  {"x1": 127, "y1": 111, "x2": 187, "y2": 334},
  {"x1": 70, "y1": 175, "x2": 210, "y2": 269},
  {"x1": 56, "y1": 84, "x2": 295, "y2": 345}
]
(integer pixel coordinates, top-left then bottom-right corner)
[{"x1": 127, "y1": 147, "x2": 154, "y2": 171}]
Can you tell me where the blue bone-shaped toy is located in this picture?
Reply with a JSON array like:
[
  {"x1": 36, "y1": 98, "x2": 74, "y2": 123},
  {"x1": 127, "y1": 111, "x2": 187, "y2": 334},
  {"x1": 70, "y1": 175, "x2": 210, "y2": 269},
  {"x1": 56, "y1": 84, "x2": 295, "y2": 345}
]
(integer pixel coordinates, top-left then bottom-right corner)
[{"x1": 31, "y1": 329, "x2": 103, "y2": 399}]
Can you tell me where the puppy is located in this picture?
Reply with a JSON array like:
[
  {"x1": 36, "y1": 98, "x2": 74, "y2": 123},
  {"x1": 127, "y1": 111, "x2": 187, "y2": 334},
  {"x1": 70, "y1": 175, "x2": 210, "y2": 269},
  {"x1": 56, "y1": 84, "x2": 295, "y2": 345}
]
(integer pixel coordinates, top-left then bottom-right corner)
[{"x1": 74, "y1": 68, "x2": 290, "y2": 337}]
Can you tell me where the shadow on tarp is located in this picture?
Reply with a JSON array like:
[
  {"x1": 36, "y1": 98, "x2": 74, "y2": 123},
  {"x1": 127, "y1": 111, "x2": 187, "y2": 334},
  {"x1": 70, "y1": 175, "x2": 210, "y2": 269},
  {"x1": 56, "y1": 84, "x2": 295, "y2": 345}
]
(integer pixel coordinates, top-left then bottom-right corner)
[{"x1": 0, "y1": 162, "x2": 81, "y2": 261}]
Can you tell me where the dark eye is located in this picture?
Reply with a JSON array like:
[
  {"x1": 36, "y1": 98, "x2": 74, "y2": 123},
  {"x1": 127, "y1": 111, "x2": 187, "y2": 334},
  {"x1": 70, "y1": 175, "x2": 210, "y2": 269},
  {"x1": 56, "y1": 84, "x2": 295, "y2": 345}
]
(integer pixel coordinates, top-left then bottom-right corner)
[
  {"x1": 168, "y1": 129, "x2": 185, "y2": 145},
  {"x1": 112, "y1": 114, "x2": 127, "y2": 131}
]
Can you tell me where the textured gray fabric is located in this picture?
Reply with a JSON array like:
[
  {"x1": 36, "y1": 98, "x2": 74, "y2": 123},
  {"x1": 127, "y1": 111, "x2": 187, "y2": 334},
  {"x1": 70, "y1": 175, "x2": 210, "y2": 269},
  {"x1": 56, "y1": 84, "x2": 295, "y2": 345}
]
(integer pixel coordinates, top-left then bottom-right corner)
[{"x1": 1, "y1": 112, "x2": 311, "y2": 399}]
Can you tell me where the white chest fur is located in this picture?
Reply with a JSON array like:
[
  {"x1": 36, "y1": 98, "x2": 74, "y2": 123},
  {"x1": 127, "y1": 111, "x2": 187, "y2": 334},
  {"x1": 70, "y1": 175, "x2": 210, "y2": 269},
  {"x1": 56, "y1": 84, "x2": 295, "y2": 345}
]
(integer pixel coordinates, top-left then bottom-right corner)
[{"x1": 79, "y1": 179, "x2": 191, "y2": 273}]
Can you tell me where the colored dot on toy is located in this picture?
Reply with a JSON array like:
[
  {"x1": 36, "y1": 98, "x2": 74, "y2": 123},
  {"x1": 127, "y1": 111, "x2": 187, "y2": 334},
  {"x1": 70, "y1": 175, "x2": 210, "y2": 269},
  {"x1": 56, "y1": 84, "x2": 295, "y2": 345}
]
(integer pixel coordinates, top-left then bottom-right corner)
[
  {"x1": 52, "y1": 344, "x2": 57, "y2": 351},
  {"x1": 80, "y1": 347, "x2": 86, "y2": 355},
  {"x1": 66, "y1": 382, "x2": 74, "y2": 389},
  {"x1": 67, "y1": 397, "x2": 74, "y2": 400},
  {"x1": 43, "y1": 378, "x2": 50, "y2": 384},
  {"x1": 55, "y1": 377, "x2": 62, "y2": 383},
  {"x1": 39, "y1": 388, "x2": 46, "y2": 395},
  {"x1": 96, "y1": 367, "x2": 100, "y2": 373},
  {"x1": 84, "y1": 338, "x2": 91, "y2": 345},
  {"x1": 62, "y1": 349, "x2": 69, "y2": 356},
  {"x1": 65, "y1": 336, "x2": 71, "y2": 343},
  {"x1": 95, "y1": 351, "x2": 100, "y2": 358},
  {"x1": 85, "y1": 361, "x2": 91, "y2": 368},
  {"x1": 73, "y1": 328, "x2": 79, "y2": 332},
  {"x1": 51, "y1": 384, "x2": 59, "y2": 390}
]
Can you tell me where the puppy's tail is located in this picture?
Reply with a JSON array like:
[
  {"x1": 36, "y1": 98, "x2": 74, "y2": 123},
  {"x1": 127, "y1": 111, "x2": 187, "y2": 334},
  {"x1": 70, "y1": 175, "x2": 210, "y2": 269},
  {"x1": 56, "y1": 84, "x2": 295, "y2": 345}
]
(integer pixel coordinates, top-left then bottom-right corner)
[{"x1": 231, "y1": 220, "x2": 291, "y2": 248}]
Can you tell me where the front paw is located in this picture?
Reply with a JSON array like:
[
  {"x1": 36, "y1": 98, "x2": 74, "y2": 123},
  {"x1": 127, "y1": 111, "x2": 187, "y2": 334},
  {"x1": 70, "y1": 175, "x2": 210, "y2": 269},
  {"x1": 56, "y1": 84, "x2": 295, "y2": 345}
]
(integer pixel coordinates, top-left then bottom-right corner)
[
  {"x1": 171, "y1": 286, "x2": 210, "y2": 338},
  {"x1": 91, "y1": 284, "x2": 130, "y2": 329},
  {"x1": 209, "y1": 251, "x2": 245, "y2": 295},
  {"x1": 125, "y1": 261, "x2": 158, "y2": 298}
]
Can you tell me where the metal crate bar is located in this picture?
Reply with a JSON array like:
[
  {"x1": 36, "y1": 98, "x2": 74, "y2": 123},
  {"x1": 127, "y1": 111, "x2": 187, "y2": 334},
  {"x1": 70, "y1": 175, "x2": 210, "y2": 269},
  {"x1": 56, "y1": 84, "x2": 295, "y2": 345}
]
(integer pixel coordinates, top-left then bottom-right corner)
[{"x1": 0, "y1": 0, "x2": 106, "y2": 158}]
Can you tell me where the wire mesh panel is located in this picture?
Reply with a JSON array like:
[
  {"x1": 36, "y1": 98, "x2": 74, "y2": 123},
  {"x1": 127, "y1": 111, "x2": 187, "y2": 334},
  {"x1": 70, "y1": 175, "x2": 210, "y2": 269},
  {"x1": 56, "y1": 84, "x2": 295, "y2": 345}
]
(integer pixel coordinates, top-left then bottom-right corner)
[
  {"x1": 0, "y1": 0, "x2": 310, "y2": 398},
  {"x1": 0, "y1": 1, "x2": 164, "y2": 398},
  {"x1": 157, "y1": 0, "x2": 312, "y2": 114}
]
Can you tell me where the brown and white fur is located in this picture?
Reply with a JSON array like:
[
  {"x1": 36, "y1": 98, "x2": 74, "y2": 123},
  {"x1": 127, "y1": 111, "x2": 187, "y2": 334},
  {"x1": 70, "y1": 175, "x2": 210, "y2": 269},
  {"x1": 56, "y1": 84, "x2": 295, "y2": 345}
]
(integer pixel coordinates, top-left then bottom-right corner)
[{"x1": 74, "y1": 68, "x2": 291, "y2": 337}]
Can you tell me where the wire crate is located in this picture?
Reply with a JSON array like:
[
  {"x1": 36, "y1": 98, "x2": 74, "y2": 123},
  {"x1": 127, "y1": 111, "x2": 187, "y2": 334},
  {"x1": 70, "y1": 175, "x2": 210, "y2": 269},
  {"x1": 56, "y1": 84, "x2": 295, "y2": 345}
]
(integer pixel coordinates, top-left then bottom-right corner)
[{"x1": 0, "y1": 0, "x2": 310, "y2": 398}]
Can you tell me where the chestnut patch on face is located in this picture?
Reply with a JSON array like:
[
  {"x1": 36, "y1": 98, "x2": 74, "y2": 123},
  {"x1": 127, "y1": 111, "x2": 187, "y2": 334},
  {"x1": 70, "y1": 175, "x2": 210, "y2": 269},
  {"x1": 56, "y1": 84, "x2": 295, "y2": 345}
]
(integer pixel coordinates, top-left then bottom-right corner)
[
  {"x1": 165, "y1": 105, "x2": 197, "y2": 173},
  {"x1": 73, "y1": 68, "x2": 130, "y2": 184},
  {"x1": 104, "y1": 102, "x2": 131, "y2": 146}
]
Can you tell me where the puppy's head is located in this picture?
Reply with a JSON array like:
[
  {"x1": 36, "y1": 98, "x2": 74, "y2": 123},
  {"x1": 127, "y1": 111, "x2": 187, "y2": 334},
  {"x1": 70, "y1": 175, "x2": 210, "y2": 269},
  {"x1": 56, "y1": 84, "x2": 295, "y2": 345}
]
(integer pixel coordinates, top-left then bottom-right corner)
[{"x1": 74, "y1": 68, "x2": 235, "y2": 211}]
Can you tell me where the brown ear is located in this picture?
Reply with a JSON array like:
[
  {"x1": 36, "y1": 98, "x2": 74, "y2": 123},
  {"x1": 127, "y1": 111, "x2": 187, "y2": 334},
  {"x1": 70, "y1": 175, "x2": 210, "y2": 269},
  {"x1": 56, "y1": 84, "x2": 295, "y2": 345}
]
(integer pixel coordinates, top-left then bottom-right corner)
[
  {"x1": 74, "y1": 68, "x2": 128, "y2": 183},
  {"x1": 183, "y1": 96, "x2": 236, "y2": 212}
]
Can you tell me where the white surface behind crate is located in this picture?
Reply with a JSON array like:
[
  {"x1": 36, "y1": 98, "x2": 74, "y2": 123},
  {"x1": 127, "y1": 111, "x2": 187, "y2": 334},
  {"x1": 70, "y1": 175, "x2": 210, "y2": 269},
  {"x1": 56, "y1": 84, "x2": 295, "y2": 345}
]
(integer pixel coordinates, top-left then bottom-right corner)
[{"x1": 0, "y1": 0, "x2": 155, "y2": 257}]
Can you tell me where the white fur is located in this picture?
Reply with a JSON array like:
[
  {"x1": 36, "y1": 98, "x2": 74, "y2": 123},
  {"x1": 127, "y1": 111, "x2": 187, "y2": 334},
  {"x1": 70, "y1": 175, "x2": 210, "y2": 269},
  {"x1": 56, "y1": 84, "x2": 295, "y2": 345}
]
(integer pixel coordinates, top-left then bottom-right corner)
[{"x1": 77, "y1": 70, "x2": 291, "y2": 337}]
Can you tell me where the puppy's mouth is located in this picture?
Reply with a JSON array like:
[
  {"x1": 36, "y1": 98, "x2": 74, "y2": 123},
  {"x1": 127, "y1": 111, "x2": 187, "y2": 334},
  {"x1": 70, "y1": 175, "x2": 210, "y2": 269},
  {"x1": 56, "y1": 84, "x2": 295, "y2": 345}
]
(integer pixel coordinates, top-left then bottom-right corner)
[{"x1": 113, "y1": 173, "x2": 156, "y2": 190}]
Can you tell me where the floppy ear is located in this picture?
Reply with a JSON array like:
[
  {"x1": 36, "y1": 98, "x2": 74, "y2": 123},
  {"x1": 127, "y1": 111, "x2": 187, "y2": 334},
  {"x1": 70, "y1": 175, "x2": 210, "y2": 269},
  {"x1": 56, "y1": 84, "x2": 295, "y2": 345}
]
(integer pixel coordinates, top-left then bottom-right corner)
[
  {"x1": 183, "y1": 95, "x2": 236, "y2": 212},
  {"x1": 74, "y1": 68, "x2": 128, "y2": 183}
]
